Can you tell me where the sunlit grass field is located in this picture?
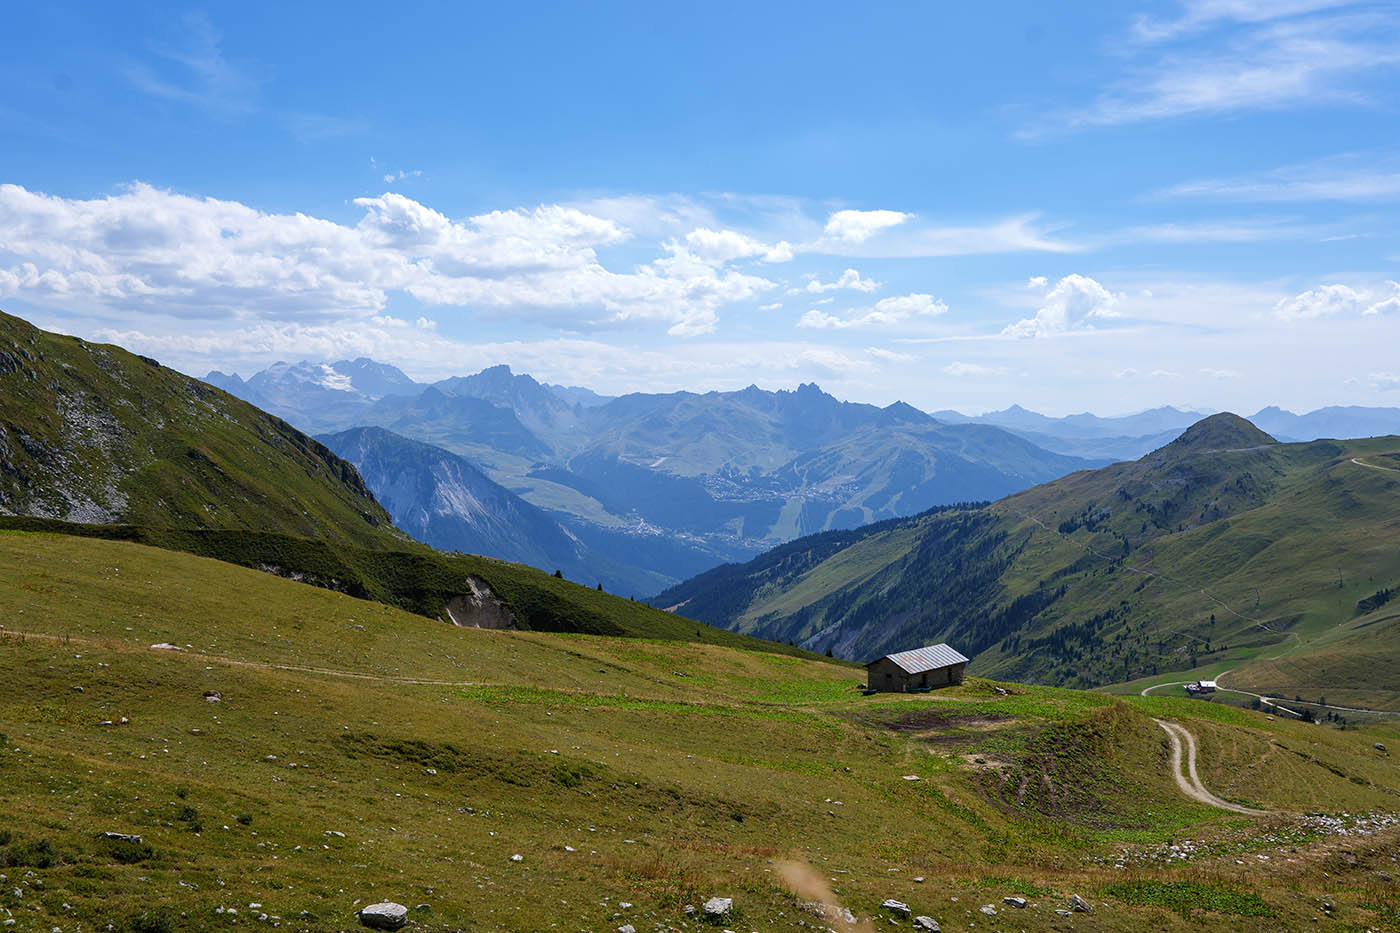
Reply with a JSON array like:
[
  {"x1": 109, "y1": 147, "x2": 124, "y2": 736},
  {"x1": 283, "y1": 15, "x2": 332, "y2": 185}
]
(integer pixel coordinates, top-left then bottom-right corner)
[{"x1": 1, "y1": 532, "x2": 1396, "y2": 931}]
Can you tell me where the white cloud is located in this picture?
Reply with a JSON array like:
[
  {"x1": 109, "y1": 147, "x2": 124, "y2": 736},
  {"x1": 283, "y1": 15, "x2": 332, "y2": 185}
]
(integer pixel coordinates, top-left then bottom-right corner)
[
  {"x1": 798, "y1": 293, "x2": 948, "y2": 330},
  {"x1": 1029, "y1": 7, "x2": 1400, "y2": 135},
  {"x1": 818, "y1": 214, "x2": 1079, "y2": 258},
  {"x1": 821, "y1": 209, "x2": 911, "y2": 244},
  {"x1": 757, "y1": 302, "x2": 782, "y2": 311},
  {"x1": 122, "y1": 12, "x2": 268, "y2": 115},
  {"x1": 682, "y1": 227, "x2": 793, "y2": 264},
  {"x1": 1003, "y1": 274, "x2": 1120, "y2": 338},
  {"x1": 942, "y1": 361, "x2": 1008, "y2": 377},
  {"x1": 1158, "y1": 152, "x2": 1400, "y2": 201},
  {"x1": 805, "y1": 268, "x2": 880, "y2": 293},
  {"x1": 0, "y1": 183, "x2": 778, "y2": 338},
  {"x1": 1273, "y1": 281, "x2": 1400, "y2": 319},
  {"x1": 1369, "y1": 372, "x2": 1400, "y2": 391},
  {"x1": 1120, "y1": 218, "x2": 1314, "y2": 243},
  {"x1": 1133, "y1": 0, "x2": 1357, "y2": 42},
  {"x1": 866, "y1": 347, "x2": 916, "y2": 364},
  {"x1": 1199, "y1": 367, "x2": 1240, "y2": 380}
]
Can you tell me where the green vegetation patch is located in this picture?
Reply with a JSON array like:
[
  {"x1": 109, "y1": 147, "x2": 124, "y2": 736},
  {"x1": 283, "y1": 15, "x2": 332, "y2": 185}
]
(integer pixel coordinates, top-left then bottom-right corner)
[{"x1": 1105, "y1": 879, "x2": 1272, "y2": 919}]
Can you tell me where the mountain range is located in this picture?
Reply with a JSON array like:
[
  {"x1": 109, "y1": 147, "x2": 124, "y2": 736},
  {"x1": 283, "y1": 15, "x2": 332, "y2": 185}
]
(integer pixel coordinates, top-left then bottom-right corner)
[{"x1": 206, "y1": 361, "x2": 1103, "y2": 592}]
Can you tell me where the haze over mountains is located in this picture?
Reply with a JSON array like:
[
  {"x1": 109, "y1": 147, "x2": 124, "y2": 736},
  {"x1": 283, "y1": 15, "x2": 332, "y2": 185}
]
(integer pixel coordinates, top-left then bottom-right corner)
[{"x1": 206, "y1": 360, "x2": 1104, "y2": 592}]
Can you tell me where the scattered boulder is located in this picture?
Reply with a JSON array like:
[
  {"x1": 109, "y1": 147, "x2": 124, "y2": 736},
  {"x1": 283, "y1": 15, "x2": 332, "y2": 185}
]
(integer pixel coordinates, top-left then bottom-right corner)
[
  {"x1": 1375, "y1": 743, "x2": 1388, "y2": 752},
  {"x1": 618, "y1": 926, "x2": 635, "y2": 933},
  {"x1": 1003, "y1": 896, "x2": 1027, "y2": 909},
  {"x1": 913, "y1": 916, "x2": 940, "y2": 931},
  {"x1": 979, "y1": 904, "x2": 997, "y2": 916},
  {"x1": 881, "y1": 899, "x2": 911, "y2": 918},
  {"x1": 150, "y1": 643, "x2": 181, "y2": 651},
  {"x1": 702, "y1": 897, "x2": 733, "y2": 918},
  {"x1": 100, "y1": 832, "x2": 142, "y2": 844},
  {"x1": 1055, "y1": 909, "x2": 1071, "y2": 917},
  {"x1": 510, "y1": 854, "x2": 523, "y2": 862},
  {"x1": 1069, "y1": 893, "x2": 1092, "y2": 913},
  {"x1": 902, "y1": 775, "x2": 920, "y2": 781},
  {"x1": 358, "y1": 902, "x2": 408, "y2": 930},
  {"x1": 204, "y1": 691, "x2": 222, "y2": 702}
]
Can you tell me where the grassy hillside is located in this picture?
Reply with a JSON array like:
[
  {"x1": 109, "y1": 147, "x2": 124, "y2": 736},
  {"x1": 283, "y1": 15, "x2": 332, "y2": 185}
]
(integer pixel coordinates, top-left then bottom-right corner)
[
  {"x1": 0, "y1": 310, "x2": 817, "y2": 655},
  {"x1": 657, "y1": 415, "x2": 1400, "y2": 703},
  {"x1": 0, "y1": 310, "x2": 397, "y2": 548},
  {"x1": 0, "y1": 532, "x2": 1396, "y2": 932},
  {"x1": 0, "y1": 519, "x2": 821, "y2": 657}
]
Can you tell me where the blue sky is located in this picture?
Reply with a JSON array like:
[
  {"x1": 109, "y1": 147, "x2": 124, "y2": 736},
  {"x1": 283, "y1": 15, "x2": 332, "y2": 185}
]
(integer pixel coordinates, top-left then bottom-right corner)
[{"x1": 1, "y1": 1, "x2": 1397, "y2": 414}]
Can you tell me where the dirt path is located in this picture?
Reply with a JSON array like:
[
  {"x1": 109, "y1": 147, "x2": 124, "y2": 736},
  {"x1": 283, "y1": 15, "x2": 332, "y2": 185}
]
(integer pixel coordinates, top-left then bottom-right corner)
[
  {"x1": 1154, "y1": 718, "x2": 1268, "y2": 815},
  {"x1": 1351, "y1": 457, "x2": 1400, "y2": 475}
]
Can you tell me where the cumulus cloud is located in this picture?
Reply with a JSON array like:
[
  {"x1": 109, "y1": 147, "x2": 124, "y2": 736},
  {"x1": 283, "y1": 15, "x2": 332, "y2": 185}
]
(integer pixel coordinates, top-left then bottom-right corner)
[
  {"x1": 821, "y1": 209, "x2": 912, "y2": 244},
  {"x1": 798, "y1": 293, "x2": 948, "y2": 330},
  {"x1": 1003, "y1": 274, "x2": 1120, "y2": 337},
  {"x1": 0, "y1": 183, "x2": 777, "y2": 337},
  {"x1": 1272, "y1": 281, "x2": 1400, "y2": 319},
  {"x1": 682, "y1": 227, "x2": 793, "y2": 264},
  {"x1": 805, "y1": 268, "x2": 880, "y2": 293}
]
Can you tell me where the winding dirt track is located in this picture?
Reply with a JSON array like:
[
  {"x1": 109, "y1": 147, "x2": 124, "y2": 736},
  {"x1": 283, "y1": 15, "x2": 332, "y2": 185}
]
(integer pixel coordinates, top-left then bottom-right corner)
[{"x1": 1154, "y1": 718, "x2": 1268, "y2": 815}]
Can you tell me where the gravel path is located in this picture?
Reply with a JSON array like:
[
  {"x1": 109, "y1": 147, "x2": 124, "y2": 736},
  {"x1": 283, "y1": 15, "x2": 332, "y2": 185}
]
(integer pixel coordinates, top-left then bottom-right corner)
[{"x1": 1154, "y1": 718, "x2": 1269, "y2": 815}]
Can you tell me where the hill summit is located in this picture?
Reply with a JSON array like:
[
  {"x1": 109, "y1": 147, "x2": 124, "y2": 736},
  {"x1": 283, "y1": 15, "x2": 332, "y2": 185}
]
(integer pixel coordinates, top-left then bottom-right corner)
[{"x1": 1150, "y1": 412, "x2": 1276, "y2": 458}]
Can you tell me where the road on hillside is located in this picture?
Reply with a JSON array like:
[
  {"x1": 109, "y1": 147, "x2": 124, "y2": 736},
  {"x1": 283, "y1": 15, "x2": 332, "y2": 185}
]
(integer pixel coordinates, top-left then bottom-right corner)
[
  {"x1": 1351, "y1": 457, "x2": 1400, "y2": 475},
  {"x1": 1153, "y1": 718, "x2": 1268, "y2": 815}
]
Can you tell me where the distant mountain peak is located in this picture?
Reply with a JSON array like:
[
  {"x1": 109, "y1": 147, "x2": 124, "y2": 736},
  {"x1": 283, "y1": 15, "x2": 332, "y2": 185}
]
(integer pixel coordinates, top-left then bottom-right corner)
[{"x1": 1158, "y1": 412, "x2": 1276, "y2": 455}]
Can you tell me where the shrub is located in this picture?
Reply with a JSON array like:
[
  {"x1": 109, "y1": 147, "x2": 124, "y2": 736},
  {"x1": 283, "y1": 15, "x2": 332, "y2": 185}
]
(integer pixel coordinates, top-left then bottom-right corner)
[
  {"x1": 0, "y1": 836, "x2": 58, "y2": 868},
  {"x1": 122, "y1": 909, "x2": 175, "y2": 933},
  {"x1": 236, "y1": 813, "x2": 253, "y2": 825},
  {"x1": 96, "y1": 837, "x2": 153, "y2": 864}
]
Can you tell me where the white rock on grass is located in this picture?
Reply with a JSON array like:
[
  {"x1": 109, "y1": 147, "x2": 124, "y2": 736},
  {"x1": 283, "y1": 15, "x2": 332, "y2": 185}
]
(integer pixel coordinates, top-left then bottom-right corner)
[
  {"x1": 703, "y1": 896, "x2": 733, "y2": 918},
  {"x1": 979, "y1": 904, "x2": 997, "y2": 916},
  {"x1": 618, "y1": 926, "x2": 636, "y2": 933},
  {"x1": 1070, "y1": 893, "x2": 1093, "y2": 912},
  {"x1": 1003, "y1": 896, "x2": 1027, "y2": 908},
  {"x1": 914, "y1": 917, "x2": 940, "y2": 932},
  {"x1": 358, "y1": 902, "x2": 408, "y2": 930},
  {"x1": 881, "y1": 899, "x2": 911, "y2": 917}
]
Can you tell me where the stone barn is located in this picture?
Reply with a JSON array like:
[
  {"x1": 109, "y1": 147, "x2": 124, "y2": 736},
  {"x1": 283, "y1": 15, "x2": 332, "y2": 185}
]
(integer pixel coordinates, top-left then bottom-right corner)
[{"x1": 865, "y1": 644, "x2": 969, "y2": 693}]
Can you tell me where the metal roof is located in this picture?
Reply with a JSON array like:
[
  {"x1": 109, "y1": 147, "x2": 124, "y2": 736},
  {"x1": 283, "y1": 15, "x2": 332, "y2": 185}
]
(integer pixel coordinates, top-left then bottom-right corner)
[{"x1": 873, "y1": 643, "x2": 970, "y2": 674}]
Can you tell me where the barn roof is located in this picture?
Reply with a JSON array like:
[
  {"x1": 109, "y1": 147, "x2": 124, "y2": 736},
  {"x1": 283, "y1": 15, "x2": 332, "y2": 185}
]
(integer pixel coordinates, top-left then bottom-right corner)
[{"x1": 874, "y1": 643, "x2": 970, "y2": 674}]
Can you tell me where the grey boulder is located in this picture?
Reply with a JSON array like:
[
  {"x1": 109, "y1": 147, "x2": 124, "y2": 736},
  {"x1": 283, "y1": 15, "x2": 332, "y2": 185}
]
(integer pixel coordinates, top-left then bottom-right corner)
[
  {"x1": 359, "y1": 902, "x2": 408, "y2": 930},
  {"x1": 914, "y1": 917, "x2": 940, "y2": 931},
  {"x1": 703, "y1": 896, "x2": 732, "y2": 918}
]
